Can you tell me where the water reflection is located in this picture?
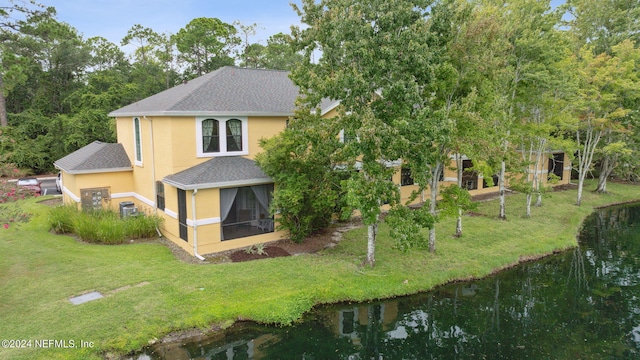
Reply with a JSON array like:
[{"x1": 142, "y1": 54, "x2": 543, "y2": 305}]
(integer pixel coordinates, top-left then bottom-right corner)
[{"x1": 133, "y1": 204, "x2": 640, "y2": 359}]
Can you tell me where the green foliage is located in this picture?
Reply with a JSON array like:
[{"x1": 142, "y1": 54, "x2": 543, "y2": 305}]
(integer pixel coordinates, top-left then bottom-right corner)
[
  {"x1": 244, "y1": 243, "x2": 268, "y2": 256},
  {"x1": 256, "y1": 114, "x2": 348, "y2": 243},
  {"x1": 47, "y1": 204, "x2": 77, "y2": 233},
  {"x1": 437, "y1": 184, "x2": 477, "y2": 218},
  {"x1": 0, "y1": 179, "x2": 38, "y2": 203},
  {"x1": 385, "y1": 205, "x2": 434, "y2": 251},
  {"x1": 47, "y1": 206, "x2": 162, "y2": 244},
  {"x1": 0, "y1": 203, "x2": 31, "y2": 228},
  {"x1": 173, "y1": 17, "x2": 238, "y2": 77}
]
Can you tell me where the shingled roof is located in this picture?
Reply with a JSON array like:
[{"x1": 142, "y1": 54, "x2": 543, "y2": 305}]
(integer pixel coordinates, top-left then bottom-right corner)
[
  {"x1": 163, "y1": 157, "x2": 272, "y2": 190},
  {"x1": 108, "y1": 66, "x2": 337, "y2": 117},
  {"x1": 54, "y1": 141, "x2": 132, "y2": 174}
]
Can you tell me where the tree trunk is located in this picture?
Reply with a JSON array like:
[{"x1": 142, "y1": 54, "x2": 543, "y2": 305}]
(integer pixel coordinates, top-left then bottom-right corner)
[
  {"x1": 455, "y1": 209, "x2": 463, "y2": 237},
  {"x1": 595, "y1": 154, "x2": 615, "y2": 193},
  {"x1": 364, "y1": 222, "x2": 377, "y2": 267},
  {"x1": 499, "y1": 160, "x2": 506, "y2": 220},
  {"x1": 428, "y1": 162, "x2": 441, "y2": 252},
  {"x1": 525, "y1": 193, "x2": 532, "y2": 218},
  {"x1": 455, "y1": 154, "x2": 463, "y2": 237},
  {"x1": 577, "y1": 174, "x2": 584, "y2": 206},
  {"x1": 0, "y1": 73, "x2": 8, "y2": 127}
]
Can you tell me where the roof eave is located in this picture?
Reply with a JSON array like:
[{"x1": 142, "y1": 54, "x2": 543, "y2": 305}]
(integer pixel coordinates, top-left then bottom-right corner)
[
  {"x1": 163, "y1": 177, "x2": 273, "y2": 191},
  {"x1": 109, "y1": 111, "x2": 295, "y2": 118},
  {"x1": 54, "y1": 164, "x2": 133, "y2": 175}
]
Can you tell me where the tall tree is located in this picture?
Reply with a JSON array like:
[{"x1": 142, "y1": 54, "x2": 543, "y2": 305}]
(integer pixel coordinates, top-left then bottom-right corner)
[
  {"x1": 565, "y1": 0, "x2": 640, "y2": 193},
  {"x1": 569, "y1": 41, "x2": 639, "y2": 204},
  {"x1": 482, "y1": 0, "x2": 562, "y2": 219},
  {"x1": 121, "y1": 24, "x2": 161, "y2": 66},
  {"x1": 291, "y1": 0, "x2": 435, "y2": 266},
  {"x1": 565, "y1": 0, "x2": 640, "y2": 56},
  {"x1": 263, "y1": 33, "x2": 305, "y2": 70},
  {"x1": 173, "y1": 17, "x2": 238, "y2": 77},
  {"x1": 0, "y1": 0, "x2": 53, "y2": 126}
]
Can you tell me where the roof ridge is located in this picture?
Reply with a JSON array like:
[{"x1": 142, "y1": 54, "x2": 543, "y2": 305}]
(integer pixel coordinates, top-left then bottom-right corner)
[
  {"x1": 167, "y1": 67, "x2": 229, "y2": 111},
  {"x1": 74, "y1": 141, "x2": 105, "y2": 169}
]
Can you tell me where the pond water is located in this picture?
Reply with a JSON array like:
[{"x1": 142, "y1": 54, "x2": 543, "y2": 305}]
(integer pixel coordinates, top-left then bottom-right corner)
[{"x1": 132, "y1": 204, "x2": 640, "y2": 359}]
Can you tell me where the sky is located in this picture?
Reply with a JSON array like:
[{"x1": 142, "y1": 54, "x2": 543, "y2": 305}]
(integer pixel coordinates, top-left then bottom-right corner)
[
  {"x1": 50, "y1": 0, "x2": 305, "y2": 46},
  {"x1": 49, "y1": 0, "x2": 567, "y2": 48}
]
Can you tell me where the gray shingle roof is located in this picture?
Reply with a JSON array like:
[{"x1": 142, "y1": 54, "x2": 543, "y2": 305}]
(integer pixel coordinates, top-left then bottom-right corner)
[
  {"x1": 54, "y1": 141, "x2": 132, "y2": 174},
  {"x1": 163, "y1": 156, "x2": 272, "y2": 190},
  {"x1": 108, "y1": 66, "x2": 337, "y2": 117}
]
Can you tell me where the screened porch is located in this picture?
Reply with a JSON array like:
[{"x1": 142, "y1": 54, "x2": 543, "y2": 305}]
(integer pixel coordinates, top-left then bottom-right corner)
[{"x1": 220, "y1": 184, "x2": 275, "y2": 240}]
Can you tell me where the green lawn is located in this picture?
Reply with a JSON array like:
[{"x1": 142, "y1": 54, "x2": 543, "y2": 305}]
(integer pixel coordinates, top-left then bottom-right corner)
[{"x1": 1, "y1": 180, "x2": 640, "y2": 359}]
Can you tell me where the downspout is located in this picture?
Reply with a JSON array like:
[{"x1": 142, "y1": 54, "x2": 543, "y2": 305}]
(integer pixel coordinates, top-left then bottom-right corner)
[
  {"x1": 191, "y1": 189, "x2": 205, "y2": 261},
  {"x1": 143, "y1": 116, "x2": 162, "y2": 238}
]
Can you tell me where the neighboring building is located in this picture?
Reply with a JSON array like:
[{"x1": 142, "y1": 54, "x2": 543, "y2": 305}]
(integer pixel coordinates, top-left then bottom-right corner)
[{"x1": 54, "y1": 66, "x2": 571, "y2": 258}]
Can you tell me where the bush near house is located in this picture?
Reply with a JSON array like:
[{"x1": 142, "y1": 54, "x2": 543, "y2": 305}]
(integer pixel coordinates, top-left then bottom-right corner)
[{"x1": 48, "y1": 206, "x2": 162, "y2": 244}]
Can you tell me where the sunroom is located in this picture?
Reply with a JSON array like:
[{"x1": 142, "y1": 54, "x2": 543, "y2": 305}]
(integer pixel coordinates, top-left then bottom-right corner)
[{"x1": 162, "y1": 156, "x2": 279, "y2": 255}]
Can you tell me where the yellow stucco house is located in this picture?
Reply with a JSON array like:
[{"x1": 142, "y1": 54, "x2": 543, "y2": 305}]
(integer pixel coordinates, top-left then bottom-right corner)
[{"x1": 54, "y1": 66, "x2": 571, "y2": 258}]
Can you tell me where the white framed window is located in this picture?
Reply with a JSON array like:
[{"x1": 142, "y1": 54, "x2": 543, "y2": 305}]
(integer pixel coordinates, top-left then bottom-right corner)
[
  {"x1": 133, "y1": 117, "x2": 143, "y2": 166},
  {"x1": 196, "y1": 116, "x2": 248, "y2": 157}
]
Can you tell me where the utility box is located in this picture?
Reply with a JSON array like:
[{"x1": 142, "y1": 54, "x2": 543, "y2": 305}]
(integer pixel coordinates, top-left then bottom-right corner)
[{"x1": 119, "y1": 201, "x2": 137, "y2": 218}]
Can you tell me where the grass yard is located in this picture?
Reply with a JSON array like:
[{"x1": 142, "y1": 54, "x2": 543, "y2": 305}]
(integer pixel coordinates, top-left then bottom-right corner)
[{"x1": 1, "y1": 180, "x2": 640, "y2": 359}]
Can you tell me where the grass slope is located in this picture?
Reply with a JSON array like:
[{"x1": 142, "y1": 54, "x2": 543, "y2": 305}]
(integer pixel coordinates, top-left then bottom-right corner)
[{"x1": 1, "y1": 180, "x2": 639, "y2": 359}]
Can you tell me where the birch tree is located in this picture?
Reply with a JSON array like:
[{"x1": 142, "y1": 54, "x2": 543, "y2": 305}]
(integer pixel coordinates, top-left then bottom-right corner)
[
  {"x1": 484, "y1": 0, "x2": 563, "y2": 219},
  {"x1": 569, "y1": 42, "x2": 637, "y2": 205}
]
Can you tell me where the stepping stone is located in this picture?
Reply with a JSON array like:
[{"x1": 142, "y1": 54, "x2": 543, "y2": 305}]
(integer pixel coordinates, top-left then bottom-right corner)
[{"x1": 69, "y1": 291, "x2": 103, "y2": 305}]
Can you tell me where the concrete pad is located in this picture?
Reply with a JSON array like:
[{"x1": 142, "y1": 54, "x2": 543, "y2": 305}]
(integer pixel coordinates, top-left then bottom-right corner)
[{"x1": 69, "y1": 291, "x2": 103, "y2": 305}]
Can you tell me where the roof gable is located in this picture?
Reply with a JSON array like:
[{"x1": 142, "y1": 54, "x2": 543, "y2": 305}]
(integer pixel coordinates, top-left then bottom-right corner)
[{"x1": 54, "y1": 141, "x2": 132, "y2": 174}]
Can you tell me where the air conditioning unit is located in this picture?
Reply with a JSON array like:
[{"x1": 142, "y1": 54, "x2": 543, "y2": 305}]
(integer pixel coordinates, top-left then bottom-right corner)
[
  {"x1": 119, "y1": 201, "x2": 137, "y2": 218},
  {"x1": 122, "y1": 206, "x2": 138, "y2": 218}
]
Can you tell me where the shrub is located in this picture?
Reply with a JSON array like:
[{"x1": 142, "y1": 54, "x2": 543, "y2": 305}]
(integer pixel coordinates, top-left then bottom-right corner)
[
  {"x1": 0, "y1": 203, "x2": 32, "y2": 228},
  {"x1": 0, "y1": 180, "x2": 38, "y2": 204},
  {"x1": 48, "y1": 205, "x2": 78, "y2": 234},
  {"x1": 124, "y1": 214, "x2": 162, "y2": 239},
  {"x1": 0, "y1": 162, "x2": 32, "y2": 178},
  {"x1": 48, "y1": 206, "x2": 162, "y2": 244}
]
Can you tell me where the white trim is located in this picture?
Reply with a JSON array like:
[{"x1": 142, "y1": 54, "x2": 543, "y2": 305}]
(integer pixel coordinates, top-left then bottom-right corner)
[
  {"x1": 133, "y1": 117, "x2": 143, "y2": 166},
  {"x1": 111, "y1": 111, "x2": 294, "y2": 117},
  {"x1": 111, "y1": 192, "x2": 155, "y2": 208},
  {"x1": 111, "y1": 192, "x2": 136, "y2": 199},
  {"x1": 60, "y1": 167, "x2": 133, "y2": 175},
  {"x1": 164, "y1": 208, "x2": 178, "y2": 219},
  {"x1": 186, "y1": 217, "x2": 220, "y2": 227},
  {"x1": 443, "y1": 177, "x2": 458, "y2": 182},
  {"x1": 321, "y1": 100, "x2": 341, "y2": 116},
  {"x1": 163, "y1": 177, "x2": 273, "y2": 191},
  {"x1": 449, "y1": 154, "x2": 471, "y2": 160},
  {"x1": 63, "y1": 187, "x2": 81, "y2": 202},
  {"x1": 196, "y1": 116, "x2": 249, "y2": 158}
]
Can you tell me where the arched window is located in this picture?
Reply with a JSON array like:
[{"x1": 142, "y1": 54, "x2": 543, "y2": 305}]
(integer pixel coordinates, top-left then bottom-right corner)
[
  {"x1": 226, "y1": 119, "x2": 242, "y2": 152},
  {"x1": 134, "y1": 117, "x2": 142, "y2": 165},
  {"x1": 202, "y1": 119, "x2": 219, "y2": 153}
]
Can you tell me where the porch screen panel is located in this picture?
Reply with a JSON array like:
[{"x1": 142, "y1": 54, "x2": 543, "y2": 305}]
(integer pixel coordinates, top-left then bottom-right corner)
[{"x1": 177, "y1": 189, "x2": 188, "y2": 241}]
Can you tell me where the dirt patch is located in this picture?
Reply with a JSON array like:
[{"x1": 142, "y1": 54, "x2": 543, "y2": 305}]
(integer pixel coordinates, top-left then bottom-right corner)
[
  {"x1": 38, "y1": 197, "x2": 62, "y2": 206},
  {"x1": 552, "y1": 183, "x2": 578, "y2": 192}
]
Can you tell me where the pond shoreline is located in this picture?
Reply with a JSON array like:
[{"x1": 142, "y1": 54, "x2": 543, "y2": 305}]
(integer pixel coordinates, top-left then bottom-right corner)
[{"x1": 144, "y1": 194, "x2": 639, "y2": 353}]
